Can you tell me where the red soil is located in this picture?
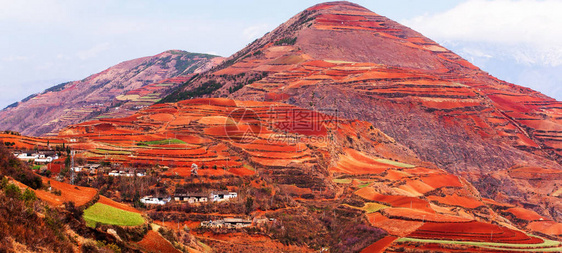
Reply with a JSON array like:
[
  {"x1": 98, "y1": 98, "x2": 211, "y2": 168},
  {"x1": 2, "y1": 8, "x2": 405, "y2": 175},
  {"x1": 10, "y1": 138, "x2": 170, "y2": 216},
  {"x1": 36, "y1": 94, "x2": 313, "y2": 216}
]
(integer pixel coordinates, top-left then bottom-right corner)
[
  {"x1": 505, "y1": 207, "x2": 545, "y2": 221},
  {"x1": 98, "y1": 196, "x2": 141, "y2": 214},
  {"x1": 356, "y1": 189, "x2": 434, "y2": 213},
  {"x1": 420, "y1": 173, "x2": 463, "y2": 189},
  {"x1": 410, "y1": 221, "x2": 543, "y2": 244},
  {"x1": 361, "y1": 236, "x2": 398, "y2": 253},
  {"x1": 527, "y1": 221, "x2": 562, "y2": 236},
  {"x1": 482, "y1": 198, "x2": 515, "y2": 208},
  {"x1": 382, "y1": 208, "x2": 471, "y2": 223},
  {"x1": 332, "y1": 149, "x2": 400, "y2": 175},
  {"x1": 227, "y1": 167, "x2": 256, "y2": 176},
  {"x1": 36, "y1": 177, "x2": 98, "y2": 207},
  {"x1": 427, "y1": 194, "x2": 484, "y2": 209},
  {"x1": 137, "y1": 230, "x2": 181, "y2": 253}
]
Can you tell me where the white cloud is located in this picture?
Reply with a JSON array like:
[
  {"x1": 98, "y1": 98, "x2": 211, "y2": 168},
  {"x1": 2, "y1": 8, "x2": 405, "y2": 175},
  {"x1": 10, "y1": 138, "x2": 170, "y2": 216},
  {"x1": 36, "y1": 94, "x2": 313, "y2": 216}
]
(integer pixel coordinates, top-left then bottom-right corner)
[
  {"x1": 0, "y1": 0, "x2": 65, "y2": 24},
  {"x1": 243, "y1": 24, "x2": 273, "y2": 40},
  {"x1": 76, "y1": 43, "x2": 111, "y2": 60},
  {"x1": 404, "y1": 0, "x2": 562, "y2": 67},
  {"x1": 2, "y1": 55, "x2": 30, "y2": 62}
]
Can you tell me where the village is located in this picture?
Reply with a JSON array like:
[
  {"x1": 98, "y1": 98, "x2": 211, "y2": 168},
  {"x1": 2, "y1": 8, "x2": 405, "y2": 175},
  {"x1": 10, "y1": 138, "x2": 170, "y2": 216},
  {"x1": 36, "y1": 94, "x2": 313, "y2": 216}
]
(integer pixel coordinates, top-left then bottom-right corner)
[{"x1": 139, "y1": 191, "x2": 238, "y2": 205}]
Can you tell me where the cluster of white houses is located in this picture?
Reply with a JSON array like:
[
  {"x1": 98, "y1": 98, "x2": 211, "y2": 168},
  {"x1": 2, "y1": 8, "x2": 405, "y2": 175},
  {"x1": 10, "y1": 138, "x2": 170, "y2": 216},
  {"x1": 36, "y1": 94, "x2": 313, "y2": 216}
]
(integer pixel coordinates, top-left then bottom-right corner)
[
  {"x1": 107, "y1": 169, "x2": 146, "y2": 177},
  {"x1": 200, "y1": 218, "x2": 252, "y2": 229},
  {"x1": 14, "y1": 151, "x2": 59, "y2": 163},
  {"x1": 140, "y1": 191, "x2": 237, "y2": 205}
]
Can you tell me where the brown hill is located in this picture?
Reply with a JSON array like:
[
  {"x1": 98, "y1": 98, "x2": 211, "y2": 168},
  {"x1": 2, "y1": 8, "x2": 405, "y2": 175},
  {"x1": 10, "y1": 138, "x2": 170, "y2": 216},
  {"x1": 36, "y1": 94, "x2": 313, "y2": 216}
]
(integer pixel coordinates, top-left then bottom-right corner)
[
  {"x1": 0, "y1": 50, "x2": 222, "y2": 137},
  {"x1": 163, "y1": 1, "x2": 562, "y2": 223}
]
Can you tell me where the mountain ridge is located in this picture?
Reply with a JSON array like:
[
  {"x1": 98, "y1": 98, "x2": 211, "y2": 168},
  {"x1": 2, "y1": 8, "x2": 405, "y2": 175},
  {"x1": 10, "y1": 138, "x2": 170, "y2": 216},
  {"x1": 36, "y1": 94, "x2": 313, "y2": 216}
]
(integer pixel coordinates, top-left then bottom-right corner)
[
  {"x1": 160, "y1": 1, "x2": 562, "y2": 222},
  {"x1": 0, "y1": 50, "x2": 222, "y2": 136}
]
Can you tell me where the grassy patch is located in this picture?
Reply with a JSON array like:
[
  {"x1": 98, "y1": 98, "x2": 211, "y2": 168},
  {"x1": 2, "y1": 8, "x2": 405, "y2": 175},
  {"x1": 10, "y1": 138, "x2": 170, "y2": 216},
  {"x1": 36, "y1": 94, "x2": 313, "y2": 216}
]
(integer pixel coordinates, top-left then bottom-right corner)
[
  {"x1": 83, "y1": 203, "x2": 144, "y2": 227},
  {"x1": 362, "y1": 202, "x2": 387, "y2": 213},
  {"x1": 197, "y1": 241, "x2": 212, "y2": 252},
  {"x1": 156, "y1": 83, "x2": 174, "y2": 87},
  {"x1": 243, "y1": 164, "x2": 256, "y2": 171},
  {"x1": 358, "y1": 183, "x2": 371, "y2": 188},
  {"x1": 396, "y1": 237, "x2": 562, "y2": 252},
  {"x1": 375, "y1": 158, "x2": 415, "y2": 168},
  {"x1": 32, "y1": 165, "x2": 42, "y2": 170},
  {"x1": 137, "y1": 139, "x2": 186, "y2": 146},
  {"x1": 333, "y1": 178, "x2": 352, "y2": 184},
  {"x1": 343, "y1": 202, "x2": 388, "y2": 213}
]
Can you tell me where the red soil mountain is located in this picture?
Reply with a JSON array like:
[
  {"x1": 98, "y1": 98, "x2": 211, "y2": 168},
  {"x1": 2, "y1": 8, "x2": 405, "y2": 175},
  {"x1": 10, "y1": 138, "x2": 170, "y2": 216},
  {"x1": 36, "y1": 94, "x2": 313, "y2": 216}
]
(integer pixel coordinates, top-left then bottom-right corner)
[
  {"x1": 163, "y1": 1, "x2": 562, "y2": 223},
  {"x1": 0, "y1": 50, "x2": 222, "y2": 136},
  {"x1": 50, "y1": 97, "x2": 560, "y2": 249},
  {"x1": 2, "y1": 2, "x2": 561, "y2": 251}
]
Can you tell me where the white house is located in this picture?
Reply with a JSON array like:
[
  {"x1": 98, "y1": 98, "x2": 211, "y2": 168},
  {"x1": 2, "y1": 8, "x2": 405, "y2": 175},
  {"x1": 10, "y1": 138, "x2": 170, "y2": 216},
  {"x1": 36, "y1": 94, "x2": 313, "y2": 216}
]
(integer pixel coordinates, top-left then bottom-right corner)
[
  {"x1": 174, "y1": 192, "x2": 209, "y2": 203},
  {"x1": 71, "y1": 166, "x2": 83, "y2": 172},
  {"x1": 108, "y1": 169, "x2": 145, "y2": 177},
  {"x1": 108, "y1": 170, "x2": 120, "y2": 176},
  {"x1": 211, "y1": 191, "x2": 238, "y2": 202},
  {"x1": 201, "y1": 218, "x2": 251, "y2": 229},
  {"x1": 140, "y1": 196, "x2": 171, "y2": 205},
  {"x1": 17, "y1": 153, "x2": 39, "y2": 161},
  {"x1": 16, "y1": 152, "x2": 58, "y2": 163}
]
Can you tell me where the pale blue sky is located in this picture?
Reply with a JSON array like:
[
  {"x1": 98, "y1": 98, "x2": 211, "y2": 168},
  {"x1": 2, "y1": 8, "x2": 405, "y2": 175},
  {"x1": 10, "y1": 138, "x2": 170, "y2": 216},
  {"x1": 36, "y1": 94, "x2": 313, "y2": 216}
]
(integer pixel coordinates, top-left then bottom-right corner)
[{"x1": 1, "y1": 0, "x2": 560, "y2": 109}]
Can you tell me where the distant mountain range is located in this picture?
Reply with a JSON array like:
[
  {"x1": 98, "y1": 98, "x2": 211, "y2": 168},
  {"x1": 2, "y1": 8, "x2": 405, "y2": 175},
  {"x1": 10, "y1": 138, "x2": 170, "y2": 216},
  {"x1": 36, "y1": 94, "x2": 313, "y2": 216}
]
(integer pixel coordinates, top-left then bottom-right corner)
[{"x1": 0, "y1": 50, "x2": 222, "y2": 136}]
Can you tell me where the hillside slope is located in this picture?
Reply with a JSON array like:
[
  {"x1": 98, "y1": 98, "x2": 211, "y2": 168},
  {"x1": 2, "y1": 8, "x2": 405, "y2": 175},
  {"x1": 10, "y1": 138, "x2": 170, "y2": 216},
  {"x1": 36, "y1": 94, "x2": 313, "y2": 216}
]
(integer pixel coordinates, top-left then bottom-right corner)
[
  {"x1": 162, "y1": 1, "x2": 562, "y2": 222},
  {"x1": 0, "y1": 50, "x2": 221, "y2": 136},
  {"x1": 51, "y1": 97, "x2": 561, "y2": 250}
]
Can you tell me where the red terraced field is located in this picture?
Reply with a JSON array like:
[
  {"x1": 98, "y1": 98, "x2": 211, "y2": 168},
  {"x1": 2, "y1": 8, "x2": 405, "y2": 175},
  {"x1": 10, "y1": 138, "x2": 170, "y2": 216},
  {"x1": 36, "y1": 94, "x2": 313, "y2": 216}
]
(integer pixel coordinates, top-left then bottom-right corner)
[
  {"x1": 420, "y1": 174, "x2": 464, "y2": 189},
  {"x1": 331, "y1": 149, "x2": 399, "y2": 175},
  {"x1": 427, "y1": 194, "x2": 484, "y2": 209},
  {"x1": 482, "y1": 198, "x2": 516, "y2": 208},
  {"x1": 505, "y1": 207, "x2": 545, "y2": 221},
  {"x1": 410, "y1": 221, "x2": 544, "y2": 244},
  {"x1": 361, "y1": 236, "x2": 398, "y2": 253},
  {"x1": 355, "y1": 188, "x2": 434, "y2": 212},
  {"x1": 382, "y1": 208, "x2": 471, "y2": 223},
  {"x1": 98, "y1": 196, "x2": 141, "y2": 214},
  {"x1": 397, "y1": 179, "x2": 435, "y2": 195},
  {"x1": 527, "y1": 221, "x2": 562, "y2": 236},
  {"x1": 137, "y1": 230, "x2": 181, "y2": 253},
  {"x1": 509, "y1": 166, "x2": 562, "y2": 180},
  {"x1": 35, "y1": 177, "x2": 98, "y2": 207},
  {"x1": 368, "y1": 213, "x2": 424, "y2": 237}
]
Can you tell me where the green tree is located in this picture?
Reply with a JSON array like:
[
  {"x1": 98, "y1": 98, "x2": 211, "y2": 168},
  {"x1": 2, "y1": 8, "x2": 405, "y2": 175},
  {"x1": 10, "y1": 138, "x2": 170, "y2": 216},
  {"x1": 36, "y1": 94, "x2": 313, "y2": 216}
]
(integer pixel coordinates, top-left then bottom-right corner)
[
  {"x1": 245, "y1": 196, "x2": 254, "y2": 214},
  {"x1": 5, "y1": 183, "x2": 22, "y2": 199},
  {"x1": 22, "y1": 188, "x2": 37, "y2": 203}
]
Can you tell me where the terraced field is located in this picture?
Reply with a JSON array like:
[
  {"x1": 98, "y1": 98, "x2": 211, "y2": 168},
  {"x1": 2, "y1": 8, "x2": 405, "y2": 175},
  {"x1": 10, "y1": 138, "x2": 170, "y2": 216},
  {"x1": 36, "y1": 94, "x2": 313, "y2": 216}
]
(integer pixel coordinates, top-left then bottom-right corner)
[{"x1": 83, "y1": 202, "x2": 145, "y2": 227}]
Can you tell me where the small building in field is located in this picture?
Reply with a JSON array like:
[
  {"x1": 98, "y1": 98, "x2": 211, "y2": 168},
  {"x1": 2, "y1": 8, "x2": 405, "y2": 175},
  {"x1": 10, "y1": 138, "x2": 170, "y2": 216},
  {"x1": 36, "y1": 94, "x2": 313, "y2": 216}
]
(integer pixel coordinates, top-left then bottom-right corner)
[
  {"x1": 200, "y1": 218, "x2": 252, "y2": 229},
  {"x1": 173, "y1": 191, "x2": 237, "y2": 203},
  {"x1": 108, "y1": 170, "x2": 120, "y2": 176},
  {"x1": 140, "y1": 196, "x2": 170, "y2": 205},
  {"x1": 223, "y1": 218, "x2": 252, "y2": 228},
  {"x1": 174, "y1": 192, "x2": 209, "y2": 203},
  {"x1": 211, "y1": 191, "x2": 237, "y2": 202}
]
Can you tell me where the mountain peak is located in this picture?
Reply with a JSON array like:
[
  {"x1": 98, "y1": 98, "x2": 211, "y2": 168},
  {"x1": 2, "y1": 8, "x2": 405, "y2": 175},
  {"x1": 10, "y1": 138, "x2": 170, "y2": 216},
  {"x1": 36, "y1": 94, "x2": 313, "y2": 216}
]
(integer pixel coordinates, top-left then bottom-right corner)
[{"x1": 306, "y1": 1, "x2": 372, "y2": 12}]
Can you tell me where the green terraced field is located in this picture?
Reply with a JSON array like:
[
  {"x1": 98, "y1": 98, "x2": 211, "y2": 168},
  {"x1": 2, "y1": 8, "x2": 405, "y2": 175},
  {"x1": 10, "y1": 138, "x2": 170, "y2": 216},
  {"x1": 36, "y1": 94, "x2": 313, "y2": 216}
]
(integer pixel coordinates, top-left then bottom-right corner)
[
  {"x1": 333, "y1": 178, "x2": 352, "y2": 184},
  {"x1": 83, "y1": 203, "x2": 144, "y2": 227},
  {"x1": 375, "y1": 158, "x2": 415, "y2": 168},
  {"x1": 137, "y1": 139, "x2": 186, "y2": 146},
  {"x1": 343, "y1": 202, "x2": 388, "y2": 213}
]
